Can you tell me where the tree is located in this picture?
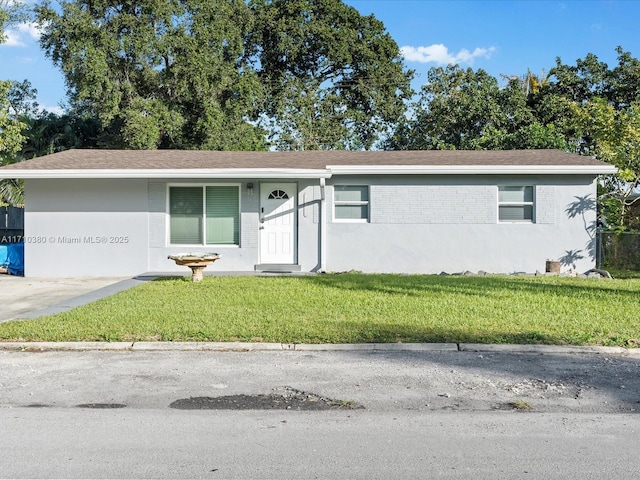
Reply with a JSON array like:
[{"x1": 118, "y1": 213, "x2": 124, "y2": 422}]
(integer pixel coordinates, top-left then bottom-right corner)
[
  {"x1": 1, "y1": 0, "x2": 28, "y2": 43},
  {"x1": 0, "y1": 81, "x2": 25, "y2": 166},
  {"x1": 383, "y1": 65, "x2": 569, "y2": 151},
  {"x1": 384, "y1": 66, "x2": 501, "y2": 150},
  {"x1": 0, "y1": 1, "x2": 29, "y2": 205},
  {"x1": 248, "y1": 0, "x2": 413, "y2": 150},
  {"x1": 545, "y1": 48, "x2": 640, "y2": 231},
  {"x1": 1, "y1": 1, "x2": 28, "y2": 165},
  {"x1": 35, "y1": 0, "x2": 266, "y2": 150},
  {"x1": 572, "y1": 98, "x2": 640, "y2": 231}
]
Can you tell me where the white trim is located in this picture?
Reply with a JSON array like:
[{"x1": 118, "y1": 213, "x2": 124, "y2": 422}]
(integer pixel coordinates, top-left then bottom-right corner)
[
  {"x1": 1, "y1": 164, "x2": 617, "y2": 179},
  {"x1": 3, "y1": 168, "x2": 332, "y2": 179},
  {"x1": 166, "y1": 182, "x2": 242, "y2": 247},
  {"x1": 497, "y1": 185, "x2": 535, "y2": 224},
  {"x1": 327, "y1": 165, "x2": 618, "y2": 175},
  {"x1": 333, "y1": 185, "x2": 370, "y2": 223},
  {"x1": 259, "y1": 182, "x2": 297, "y2": 265},
  {"x1": 319, "y1": 178, "x2": 327, "y2": 273}
]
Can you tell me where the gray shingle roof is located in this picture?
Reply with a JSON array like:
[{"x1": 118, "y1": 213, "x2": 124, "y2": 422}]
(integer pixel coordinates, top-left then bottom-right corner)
[{"x1": 0, "y1": 149, "x2": 613, "y2": 170}]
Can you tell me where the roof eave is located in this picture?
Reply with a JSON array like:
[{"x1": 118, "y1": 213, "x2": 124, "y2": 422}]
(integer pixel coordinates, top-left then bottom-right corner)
[
  {"x1": 0, "y1": 168, "x2": 333, "y2": 180},
  {"x1": 0, "y1": 164, "x2": 618, "y2": 179},
  {"x1": 327, "y1": 165, "x2": 619, "y2": 175}
]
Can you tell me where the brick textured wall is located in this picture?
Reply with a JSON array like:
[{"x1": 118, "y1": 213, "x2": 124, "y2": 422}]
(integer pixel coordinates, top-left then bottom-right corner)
[
  {"x1": 535, "y1": 185, "x2": 556, "y2": 224},
  {"x1": 369, "y1": 185, "x2": 496, "y2": 224}
]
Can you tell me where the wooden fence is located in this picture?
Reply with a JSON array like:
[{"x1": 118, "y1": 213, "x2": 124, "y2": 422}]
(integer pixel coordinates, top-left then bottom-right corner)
[{"x1": 0, "y1": 206, "x2": 24, "y2": 243}]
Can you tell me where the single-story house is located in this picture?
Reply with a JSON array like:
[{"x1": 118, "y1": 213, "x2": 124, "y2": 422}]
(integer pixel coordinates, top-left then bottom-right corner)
[{"x1": 0, "y1": 149, "x2": 616, "y2": 277}]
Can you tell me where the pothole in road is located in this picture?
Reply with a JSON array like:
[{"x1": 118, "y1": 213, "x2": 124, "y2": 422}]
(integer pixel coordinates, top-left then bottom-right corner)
[
  {"x1": 76, "y1": 403, "x2": 127, "y2": 409},
  {"x1": 169, "y1": 386, "x2": 364, "y2": 411}
]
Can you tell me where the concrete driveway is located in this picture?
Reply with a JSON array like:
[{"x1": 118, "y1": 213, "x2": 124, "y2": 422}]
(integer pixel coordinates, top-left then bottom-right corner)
[{"x1": 0, "y1": 275, "x2": 135, "y2": 322}]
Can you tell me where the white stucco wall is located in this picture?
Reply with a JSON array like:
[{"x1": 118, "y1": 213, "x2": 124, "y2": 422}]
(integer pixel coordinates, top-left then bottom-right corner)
[
  {"x1": 24, "y1": 179, "x2": 150, "y2": 276},
  {"x1": 325, "y1": 174, "x2": 598, "y2": 274},
  {"x1": 22, "y1": 173, "x2": 598, "y2": 277},
  {"x1": 145, "y1": 179, "x2": 321, "y2": 273}
]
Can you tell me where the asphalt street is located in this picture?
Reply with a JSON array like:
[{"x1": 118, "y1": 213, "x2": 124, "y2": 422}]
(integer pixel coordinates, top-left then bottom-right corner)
[
  {"x1": 1, "y1": 348, "x2": 639, "y2": 479},
  {"x1": 1, "y1": 275, "x2": 639, "y2": 478}
]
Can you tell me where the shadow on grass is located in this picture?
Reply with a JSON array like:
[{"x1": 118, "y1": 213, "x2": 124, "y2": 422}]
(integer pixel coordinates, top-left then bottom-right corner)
[
  {"x1": 277, "y1": 273, "x2": 640, "y2": 302},
  {"x1": 310, "y1": 320, "x2": 570, "y2": 346}
]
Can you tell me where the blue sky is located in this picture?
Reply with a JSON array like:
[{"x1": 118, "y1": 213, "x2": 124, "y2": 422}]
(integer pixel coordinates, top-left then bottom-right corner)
[{"x1": 2, "y1": 0, "x2": 640, "y2": 113}]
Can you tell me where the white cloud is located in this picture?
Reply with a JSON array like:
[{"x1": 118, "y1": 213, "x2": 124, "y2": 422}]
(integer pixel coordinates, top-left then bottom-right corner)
[
  {"x1": 401, "y1": 44, "x2": 496, "y2": 65},
  {"x1": 1, "y1": 22, "x2": 42, "y2": 47},
  {"x1": 16, "y1": 22, "x2": 41, "y2": 40},
  {"x1": 41, "y1": 105, "x2": 66, "y2": 115},
  {"x1": 2, "y1": 29, "x2": 24, "y2": 47}
]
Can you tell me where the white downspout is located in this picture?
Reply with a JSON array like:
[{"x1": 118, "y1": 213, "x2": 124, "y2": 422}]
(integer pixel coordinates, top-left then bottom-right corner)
[{"x1": 320, "y1": 178, "x2": 327, "y2": 273}]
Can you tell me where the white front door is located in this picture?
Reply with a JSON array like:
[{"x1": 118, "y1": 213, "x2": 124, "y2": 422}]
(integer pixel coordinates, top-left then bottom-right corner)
[{"x1": 260, "y1": 183, "x2": 296, "y2": 264}]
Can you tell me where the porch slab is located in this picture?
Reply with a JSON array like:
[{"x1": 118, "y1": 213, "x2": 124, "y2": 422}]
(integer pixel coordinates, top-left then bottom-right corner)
[{"x1": 254, "y1": 264, "x2": 302, "y2": 273}]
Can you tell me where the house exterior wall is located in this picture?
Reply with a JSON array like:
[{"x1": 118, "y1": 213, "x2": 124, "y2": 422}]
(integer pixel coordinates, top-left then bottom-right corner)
[
  {"x1": 22, "y1": 173, "x2": 598, "y2": 277},
  {"x1": 23, "y1": 178, "x2": 150, "y2": 276},
  {"x1": 325, "y1": 174, "x2": 598, "y2": 274},
  {"x1": 146, "y1": 178, "x2": 320, "y2": 273},
  {"x1": 23, "y1": 178, "x2": 322, "y2": 276}
]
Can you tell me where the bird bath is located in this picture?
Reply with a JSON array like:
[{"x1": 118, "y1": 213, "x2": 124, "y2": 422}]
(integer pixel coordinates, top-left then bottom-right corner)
[{"x1": 167, "y1": 253, "x2": 221, "y2": 282}]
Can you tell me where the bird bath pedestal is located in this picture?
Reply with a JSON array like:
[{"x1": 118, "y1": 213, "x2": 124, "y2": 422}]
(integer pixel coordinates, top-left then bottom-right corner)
[{"x1": 167, "y1": 253, "x2": 221, "y2": 282}]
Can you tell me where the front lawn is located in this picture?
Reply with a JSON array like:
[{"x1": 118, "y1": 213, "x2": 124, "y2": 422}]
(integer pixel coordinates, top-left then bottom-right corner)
[{"x1": 0, "y1": 274, "x2": 638, "y2": 346}]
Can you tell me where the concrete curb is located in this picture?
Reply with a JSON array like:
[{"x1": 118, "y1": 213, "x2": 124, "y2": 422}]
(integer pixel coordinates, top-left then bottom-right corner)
[
  {"x1": 459, "y1": 343, "x2": 637, "y2": 355},
  {"x1": 0, "y1": 341, "x2": 638, "y2": 356}
]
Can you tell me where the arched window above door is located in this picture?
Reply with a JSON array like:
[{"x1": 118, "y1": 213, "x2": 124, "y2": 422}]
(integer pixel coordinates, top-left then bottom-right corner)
[{"x1": 268, "y1": 190, "x2": 289, "y2": 200}]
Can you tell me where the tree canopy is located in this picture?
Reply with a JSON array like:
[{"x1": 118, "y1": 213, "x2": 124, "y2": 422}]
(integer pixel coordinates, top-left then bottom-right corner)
[
  {"x1": 35, "y1": 0, "x2": 413, "y2": 151},
  {"x1": 36, "y1": 0, "x2": 266, "y2": 150},
  {"x1": 384, "y1": 65, "x2": 569, "y2": 151},
  {"x1": 247, "y1": 0, "x2": 413, "y2": 150},
  {"x1": 0, "y1": 1, "x2": 28, "y2": 164},
  {"x1": 4, "y1": 0, "x2": 640, "y2": 228}
]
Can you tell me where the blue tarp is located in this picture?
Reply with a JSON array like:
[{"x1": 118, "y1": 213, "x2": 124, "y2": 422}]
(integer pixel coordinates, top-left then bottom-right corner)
[{"x1": 0, "y1": 242, "x2": 24, "y2": 276}]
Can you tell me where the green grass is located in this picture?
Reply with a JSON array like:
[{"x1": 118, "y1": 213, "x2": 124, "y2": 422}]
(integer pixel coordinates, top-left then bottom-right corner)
[
  {"x1": 0, "y1": 273, "x2": 638, "y2": 346},
  {"x1": 607, "y1": 268, "x2": 640, "y2": 279}
]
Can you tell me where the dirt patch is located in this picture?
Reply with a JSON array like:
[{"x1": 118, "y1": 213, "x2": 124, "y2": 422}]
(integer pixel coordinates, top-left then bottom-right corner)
[{"x1": 169, "y1": 386, "x2": 364, "y2": 411}]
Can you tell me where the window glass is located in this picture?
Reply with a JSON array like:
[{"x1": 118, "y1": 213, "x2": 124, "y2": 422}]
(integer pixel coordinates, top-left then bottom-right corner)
[
  {"x1": 170, "y1": 187, "x2": 203, "y2": 244},
  {"x1": 334, "y1": 185, "x2": 369, "y2": 221},
  {"x1": 498, "y1": 186, "x2": 534, "y2": 223},
  {"x1": 206, "y1": 186, "x2": 239, "y2": 245},
  {"x1": 335, "y1": 205, "x2": 369, "y2": 220},
  {"x1": 499, "y1": 205, "x2": 533, "y2": 222},
  {"x1": 335, "y1": 185, "x2": 369, "y2": 202},
  {"x1": 169, "y1": 186, "x2": 239, "y2": 245},
  {"x1": 499, "y1": 186, "x2": 533, "y2": 203}
]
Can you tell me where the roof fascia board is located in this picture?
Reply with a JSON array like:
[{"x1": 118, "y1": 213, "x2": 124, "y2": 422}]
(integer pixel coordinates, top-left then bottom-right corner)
[
  {"x1": 328, "y1": 165, "x2": 618, "y2": 175},
  {"x1": 1, "y1": 164, "x2": 619, "y2": 179},
  {"x1": 0, "y1": 168, "x2": 333, "y2": 180}
]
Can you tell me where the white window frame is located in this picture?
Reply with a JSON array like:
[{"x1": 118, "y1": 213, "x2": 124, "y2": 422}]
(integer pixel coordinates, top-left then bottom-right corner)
[
  {"x1": 333, "y1": 185, "x2": 370, "y2": 223},
  {"x1": 166, "y1": 183, "x2": 241, "y2": 247},
  {"x1": 497, "y1": 185, "x2": 535, "y2": 224}
]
